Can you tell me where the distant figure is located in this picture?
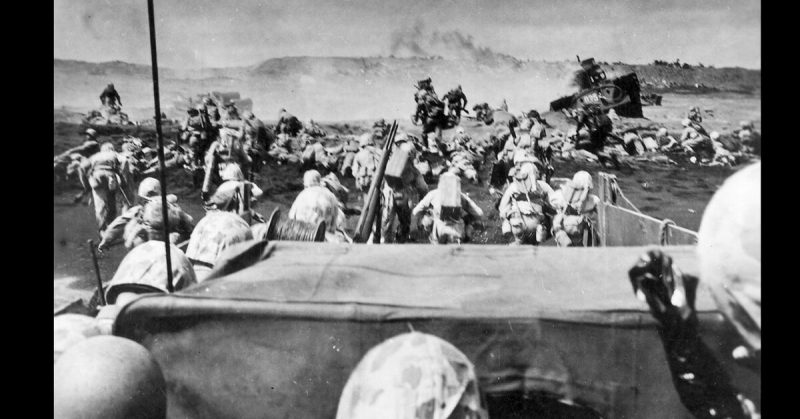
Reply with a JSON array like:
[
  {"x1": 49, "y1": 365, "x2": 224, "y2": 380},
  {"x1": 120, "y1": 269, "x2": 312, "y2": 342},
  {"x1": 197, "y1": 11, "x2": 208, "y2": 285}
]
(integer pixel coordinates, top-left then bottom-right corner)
[
  {"x1": 499, "y1": 98, "x2": 508, "y2": 111},
  {"x1": 444, "y1": 85, "x2": 468, "y2": 120},
  {"x1": 277, "y1": 108, "x2": 303, "y2": 136},
  {"x1": 99, "y1": 83, "x2": 121, "y2": 109}
]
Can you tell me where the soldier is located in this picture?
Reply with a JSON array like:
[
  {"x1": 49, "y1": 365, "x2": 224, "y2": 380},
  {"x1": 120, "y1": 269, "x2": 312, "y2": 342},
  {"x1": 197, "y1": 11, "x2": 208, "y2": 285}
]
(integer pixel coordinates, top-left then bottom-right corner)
[
  {"x1": 288, "y1": 170, "x2": 351, "y2": 243},
  {"x1": 99, "y1": 83, "x2": 122, "y2": 109},
  {"x1": 86, "y1": 143, "x2": 128, "y2": 231},
  {"x1": 499, "y1": 98, "x2": 509, "y2": 111},
  {"x1": 201, "y1": 127, "x2": 252, "y2": 201},
  {"x1": 737, "y1": 120, "x2": 761, "y2": 155},
  {"x1": 181, "y1": 105, "x2": 212, "y2": 168},
  {"x1": 351, "y1": 134, "x2": 382, "y2": 205},
  {"x1": 268, "y1": 133, "x2": 301, "y2": 165},
  {"x1": 205, "y1": 164, "x2": 265, "y2": 224},
  {"x1": 97, "y1": 177, "x2": 159, "y2": 251},
  {"x1": 241, "y1": 111, "x2": 270, "y2": 177},
  {"x1": 574, "y1": 106, "x2": 620, "y2": 169},
  {"x1": 123, "y1": 198, "x2": 195, "y2": 250},
  {"x1": 372, "y1": 118, "x2": 390, "y2": 142},
  {"x1": 551, "y1": 171, "x2": 600, "y2": 247},
  {"x1": 444, "y1": 85, "x2": 468, "y2": 120},
  {"x1": 498, "y1": 154, "x2": 559, "y2": 245},
  {"x1": 687, "y1": 106, "x2": 702, "y2": 124},
  {"x1": 221, "y1": 101, "x2": 240, "y2": 121},
  {"x1": 656, "y1": 127, "x2": 681, "y2": 151},
  {"x1": 335, "y1": 332, "x2": 486, "y2": 419},
  {"x1": 380, "y1": 138, "x2": 429, "y2": 243},
  {"x1": 185, "y1": 211, "x2": 253, "y2": 282},
  {"x1": 412, "y1": 172, "x2": 483, "y2": 244},
  {"x1": 277, "y1": 108, "x2": 304, "y2": 136}
]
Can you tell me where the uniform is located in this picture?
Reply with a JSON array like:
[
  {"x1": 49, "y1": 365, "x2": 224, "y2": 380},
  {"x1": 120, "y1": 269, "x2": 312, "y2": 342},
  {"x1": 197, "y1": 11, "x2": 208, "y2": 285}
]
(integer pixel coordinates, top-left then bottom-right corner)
[
  {"x1": 202, "y1": 129, "x2": 252, "y2": 196},
  {"x1": 498, "y1": 164, "x2": 559, "y2": 245},
  {"x1": 288, "y1": 185, "x2": 350, "y2": 243},
  {"x1": 99, "y1": 84, "x2": 121, "y2": 108},
  {"x1": 444, "y1": 87, "x2": 468, "y2": 119},
  {"x1": 87, "y1": 148, "x2": 125, "y2": 231},
  {"x1": 351, "y1": 146, "x2": 382, "y2": 203},
  {"x1": 124, "y1": 199, "x2": 195, "y2": 249},
  {"x1": 381, "y1": 157, "x2": 428, "y2": 244},
  {"x1": 336, "y1": 332, "x2": 485, "y2": 419},
  {"x1": 413, "y1": 188, "x2": 483, "y2": 244},
  {"x1": 185, "y1": 211, "x2": 253, "y2": 282},
  {"x1": 552, "y1": 175, "x2": 600, "y2": 247}
]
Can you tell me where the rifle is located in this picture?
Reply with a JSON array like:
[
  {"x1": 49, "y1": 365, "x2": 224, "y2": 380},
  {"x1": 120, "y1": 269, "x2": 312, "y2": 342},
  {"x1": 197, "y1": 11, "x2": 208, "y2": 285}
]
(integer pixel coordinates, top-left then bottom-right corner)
[
  {"x1": 87, "y1": 239, "x2": 107, "y2": 306},
  {"x1": 353, "y1": 120, "x2": 398, "y2": 243}
]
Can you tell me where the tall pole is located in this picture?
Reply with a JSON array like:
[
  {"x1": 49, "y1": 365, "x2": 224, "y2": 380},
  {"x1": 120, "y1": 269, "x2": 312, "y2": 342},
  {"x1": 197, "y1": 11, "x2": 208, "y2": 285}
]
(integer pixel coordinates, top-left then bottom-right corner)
[{"x1": 147, "y1": 0, "x2": 174, "y2": 292}]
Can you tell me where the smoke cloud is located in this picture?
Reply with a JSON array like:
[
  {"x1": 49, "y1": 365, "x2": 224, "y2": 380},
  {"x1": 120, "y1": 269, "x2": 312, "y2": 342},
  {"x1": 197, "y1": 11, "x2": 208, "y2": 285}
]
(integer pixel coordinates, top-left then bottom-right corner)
[{"x1": 389, "y1": 21, "x2": 521, "y2": 66}]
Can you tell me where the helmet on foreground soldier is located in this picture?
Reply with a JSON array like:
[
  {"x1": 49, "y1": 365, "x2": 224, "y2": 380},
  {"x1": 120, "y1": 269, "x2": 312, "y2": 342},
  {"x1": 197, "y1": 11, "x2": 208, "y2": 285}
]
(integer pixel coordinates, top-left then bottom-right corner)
[
  {"x1": 335, "y1": 332, "x2": 485, "y2": 419},
  {"x1": 304, "y1": 169, "x2": 322, "y2": 188},
  {"x1": 105, "y1": 241, "x2": 196, "y2": 305},
  {"x1": 358, "y1": 133, "x2": 374, "y2": 148},
  {"x1": 138, "y1": 177, "x2": 161, "y2": 200},
  {"x1": 54, "y1": 336, "x2": 167, "y2": 419},
  {"x1": 185, "y1": 212, "x2": 252, "y2": 281},
  {"x1": 697, "y1": 162, "x2": 761, "y2": 354},
  {"x1": 54, "y1": 314, "x2": 101, "y2": 364}
]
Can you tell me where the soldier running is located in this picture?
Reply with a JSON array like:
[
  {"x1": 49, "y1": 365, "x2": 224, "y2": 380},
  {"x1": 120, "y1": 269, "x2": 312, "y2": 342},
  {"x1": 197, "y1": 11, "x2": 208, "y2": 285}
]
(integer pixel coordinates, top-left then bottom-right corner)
[{"x1": 444, "y1": 85, "x2": 468, "y2": 120}]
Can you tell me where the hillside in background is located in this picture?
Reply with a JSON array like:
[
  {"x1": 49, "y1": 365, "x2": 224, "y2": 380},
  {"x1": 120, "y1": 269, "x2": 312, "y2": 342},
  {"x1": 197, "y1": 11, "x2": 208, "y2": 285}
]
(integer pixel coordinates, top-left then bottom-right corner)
[{"x1": 54, "y1": 57, "x2": 760, "y2": 121}]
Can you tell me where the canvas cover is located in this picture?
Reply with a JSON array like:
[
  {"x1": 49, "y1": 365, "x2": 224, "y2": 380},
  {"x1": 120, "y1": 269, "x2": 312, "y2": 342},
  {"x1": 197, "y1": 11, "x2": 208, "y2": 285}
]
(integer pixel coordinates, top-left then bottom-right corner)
[{"x1": 114, "y1": 242, "x2": 758, "y2": 419}]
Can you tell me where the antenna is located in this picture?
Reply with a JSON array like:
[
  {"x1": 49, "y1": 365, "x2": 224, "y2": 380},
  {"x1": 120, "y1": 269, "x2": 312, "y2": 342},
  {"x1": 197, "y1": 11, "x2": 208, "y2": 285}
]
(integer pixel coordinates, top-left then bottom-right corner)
[{"x1": 147, "y1": 0, "x2": 174, "y2": 292}]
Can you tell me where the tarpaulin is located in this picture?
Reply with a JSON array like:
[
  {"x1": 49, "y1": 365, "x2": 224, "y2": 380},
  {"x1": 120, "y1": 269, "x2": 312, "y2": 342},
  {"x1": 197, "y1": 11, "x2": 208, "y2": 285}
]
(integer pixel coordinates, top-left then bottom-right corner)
[{"x1": 114, "y1": 242, "x2": 758, "y2": 419}]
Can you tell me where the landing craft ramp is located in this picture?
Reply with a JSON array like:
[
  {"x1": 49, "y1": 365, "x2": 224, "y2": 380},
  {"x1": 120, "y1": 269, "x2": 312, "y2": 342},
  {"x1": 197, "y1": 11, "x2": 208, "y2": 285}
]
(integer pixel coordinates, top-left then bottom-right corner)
[{"x1": 114, "y1": 244, "x2": 756, "y2": 418}]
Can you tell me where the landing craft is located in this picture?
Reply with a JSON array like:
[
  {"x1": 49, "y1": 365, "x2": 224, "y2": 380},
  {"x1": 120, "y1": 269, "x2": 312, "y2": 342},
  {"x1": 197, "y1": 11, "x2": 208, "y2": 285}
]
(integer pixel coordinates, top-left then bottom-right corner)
[{"x1": 550, "y1": 57, "x2": 644, "y2": 118}]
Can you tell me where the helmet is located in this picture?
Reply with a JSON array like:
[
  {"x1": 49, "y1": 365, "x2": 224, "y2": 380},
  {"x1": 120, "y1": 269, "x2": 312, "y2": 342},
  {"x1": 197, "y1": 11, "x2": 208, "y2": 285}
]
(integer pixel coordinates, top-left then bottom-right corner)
[
  {"x1": 105, "y1": 241, "x2": 196, "y2": 304},
  {"x1": 572, "y1": 170, "x2": 593, "y2": 190},
  {"x1": 303, "y1": 169, "x2": 322, "y2": 188},
  {"x1": 221, "y1": 163, "x2": 244, "y2": 181},
  {"x1": 167, "y1": 194, "x2": 178, "y2": 204},
  {"x1": 54, "y1": 314, "x2": 101, "y2": 364},
  {"x1": 141, "y1": 199, "x2": 182, "y2": 231},
  {"x1": 740, "y1": 120, "x2": 753, "y2": 129},
  {"x1": 335, "y1": 332, "x2": 483, "y2": 419},
  {"x1": 394, "y1": 132, "x2": 409, "y2": 144},
  {"x1": 697, "y1": 162, "x2": 761, "y2": 352},
  {"x1": 710, "y1": 131, "x2": 721, "y2": 141},
  {"x1": 54, "y1": 336, "x2": 167, "y2": 419},
  {"x1": 358, "y1": 133, "x2": 374, "y2": 148},
  {"x1": 185, "y1": 212, "x2": 253, "y2": 276},
  {"x1": 456, "y1": 126, "x2": 465, "y2": 135},
  {"x1": 85, "y1": 128, "x2": 97, "y2": 137},
  {"x1": 657, "y1": 127, "x2": 668, "y2": 137},
  {"x1": 681, "y1": 118, "x2": 691, "y2": 127},
  {"x1": 100, "y1": 142, "x2": 115, "y2": 152},
  {"x1": 623, "y1": 132, "x2": 640, "y2": 144},
  {"x1": 137, "y1": 178, "x2": 161, "y2": 200},
  {"x1": 512, "y1": 149, "x2": 537, "y2": 165}
]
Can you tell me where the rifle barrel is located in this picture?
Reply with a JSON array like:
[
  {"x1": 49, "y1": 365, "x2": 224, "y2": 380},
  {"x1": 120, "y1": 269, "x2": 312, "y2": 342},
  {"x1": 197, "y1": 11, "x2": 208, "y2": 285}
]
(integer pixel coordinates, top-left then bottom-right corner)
[{"x1": 87, "y1": 240, "x2": 107, "y2": 306}]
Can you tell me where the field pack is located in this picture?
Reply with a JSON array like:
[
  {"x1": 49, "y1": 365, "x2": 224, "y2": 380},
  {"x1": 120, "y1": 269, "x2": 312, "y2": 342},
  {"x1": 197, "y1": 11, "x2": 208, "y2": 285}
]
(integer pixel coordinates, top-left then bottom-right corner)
[{"x1": 438, "y1": 174, "x2": 462, "y2": 221}]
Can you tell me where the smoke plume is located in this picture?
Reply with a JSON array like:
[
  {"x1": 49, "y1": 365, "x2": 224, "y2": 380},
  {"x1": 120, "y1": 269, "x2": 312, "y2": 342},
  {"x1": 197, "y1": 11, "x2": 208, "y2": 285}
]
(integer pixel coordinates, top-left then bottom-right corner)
[{"x1": 389, "y1": 21, "x2": 521, "y2": 66}]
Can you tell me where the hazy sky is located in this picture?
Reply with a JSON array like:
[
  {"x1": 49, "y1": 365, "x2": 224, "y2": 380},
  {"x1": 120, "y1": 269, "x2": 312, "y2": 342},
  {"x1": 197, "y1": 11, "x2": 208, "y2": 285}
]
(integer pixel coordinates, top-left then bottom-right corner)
[{"x1": 54, "y1": 0, "x2": 760, "y2": 69}]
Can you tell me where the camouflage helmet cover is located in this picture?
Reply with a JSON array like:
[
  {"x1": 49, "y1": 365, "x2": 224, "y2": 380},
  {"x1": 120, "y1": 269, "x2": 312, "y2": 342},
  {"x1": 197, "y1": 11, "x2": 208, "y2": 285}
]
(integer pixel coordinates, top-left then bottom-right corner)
[
  {"x1": 336, "y1": 332, "x2": 484, "y2": 419},
  {"x1": 185, "y1": 211, "x2": 252, "y2": 267},
  {"x1": 137, "y1": 177, "x2": 161, "y2": 200},
  {"x1": 105, "y1": 241, "x2": 196, "y2": 304}
]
